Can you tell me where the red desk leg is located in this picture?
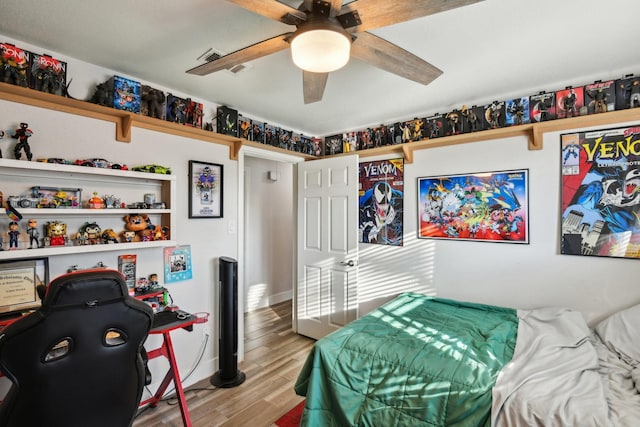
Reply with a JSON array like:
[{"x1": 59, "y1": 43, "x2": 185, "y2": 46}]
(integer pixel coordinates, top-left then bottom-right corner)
[{"x1": 141, "y1": 331, "x2": 192, "y2": 427}]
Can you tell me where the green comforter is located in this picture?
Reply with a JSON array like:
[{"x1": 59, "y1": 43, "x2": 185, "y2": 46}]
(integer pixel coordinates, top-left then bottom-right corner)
[{"x1": 294, "y1": 293, "x2": 518, "y2": 427}]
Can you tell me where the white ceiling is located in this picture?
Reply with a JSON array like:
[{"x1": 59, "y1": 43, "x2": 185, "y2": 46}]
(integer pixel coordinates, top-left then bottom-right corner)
[{"x1": 1, "y1": 0, "x2": 639, "y2": 137}]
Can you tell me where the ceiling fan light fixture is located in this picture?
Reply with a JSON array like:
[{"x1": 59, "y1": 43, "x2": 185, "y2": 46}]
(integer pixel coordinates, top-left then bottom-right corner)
[{"x1": 290, "y1": 22, "x2": 351, "y2": 73}]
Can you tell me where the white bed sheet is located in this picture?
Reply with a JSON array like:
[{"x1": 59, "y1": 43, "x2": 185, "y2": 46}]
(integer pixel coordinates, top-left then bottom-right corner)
[{"x1": 491, "y1": 307, "x2": 640, "y2": 427}]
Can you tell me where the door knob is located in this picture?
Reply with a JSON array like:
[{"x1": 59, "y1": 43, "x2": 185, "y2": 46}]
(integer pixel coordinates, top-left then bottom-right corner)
[{"x1": 340, "y1": 260, "x2": 355, "y2": 267}]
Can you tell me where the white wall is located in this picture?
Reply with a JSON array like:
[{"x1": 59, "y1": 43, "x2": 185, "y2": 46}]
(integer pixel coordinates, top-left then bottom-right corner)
[
  {"x1": 358, "y1": 127, "x2": 640, "y2": 326},
  {"x1": 243, "y1": 156, "x2": 294, "y2": 312}
]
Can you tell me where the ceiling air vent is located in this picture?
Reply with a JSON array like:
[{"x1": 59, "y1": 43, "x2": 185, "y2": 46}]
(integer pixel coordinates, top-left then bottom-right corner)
[{"x1": 197, "y1": 48, "x2": 251, "y2": 75}]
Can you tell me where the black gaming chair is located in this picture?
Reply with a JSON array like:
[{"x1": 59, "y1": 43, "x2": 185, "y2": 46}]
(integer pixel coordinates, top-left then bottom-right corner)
[{"x1": 0, "y1": 269, "x2": 154, "y2": 427}]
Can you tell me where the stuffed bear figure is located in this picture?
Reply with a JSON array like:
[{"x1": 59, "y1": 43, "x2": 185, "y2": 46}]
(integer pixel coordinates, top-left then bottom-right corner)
[{"x1": 122, "y1": 214, "x2": 152, "y2": 242}]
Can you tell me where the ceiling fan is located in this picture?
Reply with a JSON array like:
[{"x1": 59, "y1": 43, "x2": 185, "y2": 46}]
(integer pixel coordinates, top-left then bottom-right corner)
[{"x1": 187, "y1": 0, "x2": 483, "y2": 104}]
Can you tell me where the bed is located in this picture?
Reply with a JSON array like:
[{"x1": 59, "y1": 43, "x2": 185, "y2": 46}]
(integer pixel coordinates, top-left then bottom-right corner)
[{"x1": 294, "y1": 292, "x2": 640, "y2": 426}]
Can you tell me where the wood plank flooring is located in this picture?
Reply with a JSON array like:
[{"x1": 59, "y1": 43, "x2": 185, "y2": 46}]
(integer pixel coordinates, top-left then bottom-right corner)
[{"x1": 133, "y1": 300, "x2": 315, "y2": 427}]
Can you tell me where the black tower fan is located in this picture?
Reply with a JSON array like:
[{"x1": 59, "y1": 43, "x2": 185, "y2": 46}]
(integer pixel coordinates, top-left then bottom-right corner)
[{"x1": 211, "y1": 256, "x2": 246, "y2": 387}]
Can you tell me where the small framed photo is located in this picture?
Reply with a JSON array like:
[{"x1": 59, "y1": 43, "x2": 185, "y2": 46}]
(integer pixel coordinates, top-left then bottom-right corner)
[
  {"x1": 189, "y1": 160, "x2": 223, "y2": 218},
  {"x1": 163, "y1": 246, "x2": 192, "y2": 283}
]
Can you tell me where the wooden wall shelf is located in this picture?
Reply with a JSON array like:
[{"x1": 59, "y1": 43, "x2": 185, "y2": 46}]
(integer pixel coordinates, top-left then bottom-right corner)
[
  {"x1": 0, "y1": 82, "x2": 315, "y2": 162},
  {"x1": 328, "y1": 108, "x2": 640, "y2": 164},
  {"x1": 2, "y1": 82, "x2": 638, "y2": 165}
]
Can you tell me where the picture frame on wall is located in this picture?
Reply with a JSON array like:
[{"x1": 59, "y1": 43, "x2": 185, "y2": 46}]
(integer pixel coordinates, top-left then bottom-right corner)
[
  {"x1": 417, "y1": 169, "x2": 529, "y2": 244},
  {"x1": 0, "y1": 257, "x2": 49, "y2": 314},
  {"x1": 163, "y1": 245, "x2": 192, "y2": 283},
  {"x1": 359, "y1": 158, "x2": 404, "y2": 246},
  {"x1": 560, "y1": 125, "x2": 640, "y2": 259},
  {"x1": 189, "y1": 160, "x2": 223, "y2": 218}
]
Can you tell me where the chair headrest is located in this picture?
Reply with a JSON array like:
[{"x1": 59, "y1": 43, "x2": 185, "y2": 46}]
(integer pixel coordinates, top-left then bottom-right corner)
[{"x1": 43, "y1": 269, "x2": 129, "y2": 308}]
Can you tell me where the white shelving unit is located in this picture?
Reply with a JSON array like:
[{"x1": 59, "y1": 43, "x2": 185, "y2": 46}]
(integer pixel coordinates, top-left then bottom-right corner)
[{"x1": 0, "y1": 158, "x2": 176, "y2": 260}]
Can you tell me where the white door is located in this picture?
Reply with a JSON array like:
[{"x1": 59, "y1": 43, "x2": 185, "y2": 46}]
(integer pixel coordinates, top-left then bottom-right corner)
[{"x1": 296, "y1": 155, "x2": 358, "y2": 340}]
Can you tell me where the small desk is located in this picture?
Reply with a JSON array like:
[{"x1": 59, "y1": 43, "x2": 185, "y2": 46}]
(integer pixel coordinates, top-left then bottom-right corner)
[{"x1": 139, "y1": 311, "x2": 208, "y2": 427}]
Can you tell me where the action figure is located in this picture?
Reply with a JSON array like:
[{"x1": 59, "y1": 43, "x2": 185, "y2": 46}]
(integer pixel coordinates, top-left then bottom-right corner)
[
  {"x1": 1, "y1": 44, "x2": 29, "y2": 87},
  {"x1": 89, "y1": 82, "x2": 109, "y2": 106},
  {"x1": 141, "y1": 88, "x2": 165, "y2": 119},
  {"x1": 507, "y1": 98, "x2": 526, "y2": 125},
  {"x1": 26, "y1": 218, "x2": 40, "y2": 249},
  {"x1": 587, "y1": 88, "x2": 608, "y2": 114},
  {"x1": 44, "y1": 221, "x2": 69, "y2": 246},
  {"x1": 487, "y1": 102, "x2": 503, "y2": 129},
  {"x1": 618, "y1": 78, "x2": 640, "y2": 109},
  {"x1": 0, "y1": 129, "x2": 5, "y2": 157},
  {"x1": 462, "y1": 107, "x2": 481, "y2": 132},
  {"x1": 399, "y1": 122, "x2": 411, "y2": 143},
  {"x1": 11, "y1": 122, "x2": 33, "y2": 160},
  {"x1": 148, "y1": 273, "x2": 159, "y2": 288},
  {"x1": 412, "y1": 118, "x2": 424, "y2": 141},
  {"x1": 445, "y1": 111, "x2": 462, "y2": 135},
  {"x1": 428, "y1": 119, "x2": 441, "y2": 138},
  {"x1": 8, "y1": 221, "x2": 20, "y2": 249},
  {"x1": 563, "y1": 89, "x2": 578, "y2": 117}
]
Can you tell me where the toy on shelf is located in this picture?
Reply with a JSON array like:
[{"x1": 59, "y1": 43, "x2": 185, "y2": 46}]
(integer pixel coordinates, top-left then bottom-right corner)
[
  {"x1": 30, "y1": 53, "x2": 68, "y2": 96},
  {"x1": 0, "y1": 43, "x2": 29, "y2": 88},
  {"x1": 11, "y1": 122, "x2": 33, "y2": 161},
  {"x1": 75, "y1": 158, "x2": 127, "y2": 170},
  {"x1": 616, "y1": 75, "x2": 640, "y2": 110},
  {"x1": 131, "y1": 164, "x2": 172, "y2": 175},
  {"x1": 141, "y1": 85, "x2": 166, "y2": 120},
  {"x1": 121, "y1": 230, "x2": 136, "y2": 243},
  {"x1": 505, "y1": 97, "x2": 530, "y2": 126},
  {"x1": 103, "y1": 195, "x2": 122, "y2": 209},
  {"x1": 101, "y1": 228, "x2": 119, "y2": 244},
  {"x1": 76, "y1": 221, "x2": 102, "y2": 245},
  {"x1": 529, "y1": 92, "x2": 556, "y2": 123},
  {"x1": 44, "y1": 220, "x2": 69, "y2": 246},
  {"x1": 584, "y1": 80, "x2": 615, "y2": 114},
  {"x1": 148, "y1": 273, "x2": 159, "y2": 288},
  {"x1": 32, "y1": 186, "x2": 81, "y2": 208},
  {"x1": 8, "y1": 221, "x2": 20, "y2": 250},
  {"x1": 26, "y1": 218, "x2": 40, "y2": 249},
  {"x1": 87, "y1": 192, "x2": 105, "y2": 209},
  {"x1": 123, "y1": 213, "x2": 152, "y2": 242}
]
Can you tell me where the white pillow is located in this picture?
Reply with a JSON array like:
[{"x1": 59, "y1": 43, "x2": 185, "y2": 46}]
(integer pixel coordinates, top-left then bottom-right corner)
[
  {"x1": 595, "y1": 304, "x2": 640, "y2": 366},
  {"x1": 632, "y1": 366, "x2": 640, "y2": 393}
]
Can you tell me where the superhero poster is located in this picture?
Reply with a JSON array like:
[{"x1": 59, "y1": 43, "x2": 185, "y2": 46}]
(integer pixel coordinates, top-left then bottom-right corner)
[
  {"x1": 418, "y1": 169, "x2": 529, "y2": 243},
  {"x1": 359, "y1": 159, "x2": 404, "y2": 246},
  {"x1": 561, "y1": 125, "x2": 640, "y2": 259}
]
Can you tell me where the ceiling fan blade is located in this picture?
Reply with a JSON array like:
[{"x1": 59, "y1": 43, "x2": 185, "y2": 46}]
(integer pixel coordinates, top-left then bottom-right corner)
[
  {"x1": 303, "y1": 71, "x2": 329, "y2": 104},
  {"x1": 186, "y1": 34, "x2": 291, "y2": 76},
  {"x1": 227, "y1": 0, "x2": 306, "y2": 24},
  {"x1": 350, "y1": 32, "x2": 443, "y2": 85},
  {"x1": 341, "y1": 0, "x2": 484, "y2": 32}
]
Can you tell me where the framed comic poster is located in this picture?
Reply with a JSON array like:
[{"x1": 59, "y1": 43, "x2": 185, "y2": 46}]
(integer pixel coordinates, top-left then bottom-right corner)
[
  {"x1": 359, "y1": 158, "x2": 404, "y2": 246},
  {"x1": 561, "y1": 125, "x2": 640, "y2": 258},
  {"x1": 189, "y1": 160, "x2": 223, "y2": 218},
  {"x1": 164, "y1": 245, "x2": 192, "y2": 283},
  {"x1": 418, "y1": 169, "x2": 529, "y2": 243}
]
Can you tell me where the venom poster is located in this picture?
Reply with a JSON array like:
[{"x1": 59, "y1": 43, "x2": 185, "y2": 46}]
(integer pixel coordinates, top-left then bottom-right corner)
[{"x1": 561, "y1": 125, "x2": 640, "y2": 258}]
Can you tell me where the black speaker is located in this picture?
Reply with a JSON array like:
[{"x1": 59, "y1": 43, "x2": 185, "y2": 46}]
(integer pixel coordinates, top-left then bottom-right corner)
[{"x1": 211, "y1": 256, "x2": 246, "y2": 388}]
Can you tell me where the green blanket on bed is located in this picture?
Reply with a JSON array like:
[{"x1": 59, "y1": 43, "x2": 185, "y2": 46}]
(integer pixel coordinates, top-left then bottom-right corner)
[{"x1": 294, "y1": 292, "x2": 518, "y2": 427}]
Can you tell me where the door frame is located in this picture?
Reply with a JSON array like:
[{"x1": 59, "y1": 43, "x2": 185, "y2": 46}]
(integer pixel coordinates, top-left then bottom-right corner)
[{"x1": 237, "y1": 145, "x2": 306, "y2": 361}]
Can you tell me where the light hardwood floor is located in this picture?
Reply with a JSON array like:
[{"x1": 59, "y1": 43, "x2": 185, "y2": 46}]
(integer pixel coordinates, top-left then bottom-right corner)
[{"x1": 133, "y1": 300, "x2": 315, "y2": 427}]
